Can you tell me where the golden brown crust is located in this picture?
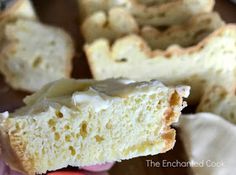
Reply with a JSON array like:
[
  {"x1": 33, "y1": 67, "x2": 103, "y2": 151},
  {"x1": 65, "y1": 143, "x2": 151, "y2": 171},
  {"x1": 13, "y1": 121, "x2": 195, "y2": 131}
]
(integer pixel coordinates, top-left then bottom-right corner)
[
  {"x1": 163, "y1": 90, "x2": 183, "y2": 125},
  {"x1": 9, "y1": 134, "x2": 34, "y2": 175},
  {"x1": 0, "y1": 128, "x2": 28, "y2": 174},
  {"x1": 158, "y1": 90, "x2": 183, "y2": 153},
  {"x1": 161, "y1": 128, "x2": 176, "y2": 153},
  {"x1": 130, "y1": 0, "x2": 214, "y2": 15},
  {"x1": 87, "y1": 24, "x2": 236, "y2": 58},
  {"x1": 85, "y1": 24, "x2": 236, "y2": 80}
]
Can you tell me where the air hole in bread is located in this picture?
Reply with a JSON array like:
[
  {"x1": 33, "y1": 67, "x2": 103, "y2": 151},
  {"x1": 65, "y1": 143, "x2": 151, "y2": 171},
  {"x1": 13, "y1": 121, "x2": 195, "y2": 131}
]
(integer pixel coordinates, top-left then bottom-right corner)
[
  {"x1": 157, "y1": 99, "x2": 163, "y2": 107},
  {"x1": 146, "y1": 105, "x2": 152, "y2": 111},
  {"x1": 55, "y1": 111, "x2": 63, "y2": 118},
  {"x1": 76, "y1": 133, "x2": 80, "y2": 138},
  {"x1": 77, "y1": 154, "x2": 81, "y2": 159},
  {"x1": 80, "y1": 121, "x2": 88, "y2": 139},
  {"x1": 69, "y1": 146, "x2": 76, "y2": 156},
  {"x1": 54, "y1": 132, "x2": 60, "y2": 141},
  {"x1": 65, "y1": 135, "x2": 71, "y2": 142},
  {"x1": 48, "y1": 119, "x2": 56, "y2": 127},
  {"x1": 52, "y1": 126, "x2": 56, "y2": 131},
  {"x1": 64, "y1": 125, "x2": 70, "y2": 130},
  {"x1": 106, "y1": 121, "x2": 112, "y2": 129},
  {"x1": 95, "y1": 135, "x2": 104, "y2": 143},
  {"x1": 32, "y1": 56, "x2": 43, "y2": 68},
  {"x1": 158, "y1": 12, "x2": 166, "y2": 17},
  {"x1": 115, "y1": 58, "x2": 127, "y2": 62},
  {"x1": 193, "y1": 29, "x2": 209, "y2": 40}
]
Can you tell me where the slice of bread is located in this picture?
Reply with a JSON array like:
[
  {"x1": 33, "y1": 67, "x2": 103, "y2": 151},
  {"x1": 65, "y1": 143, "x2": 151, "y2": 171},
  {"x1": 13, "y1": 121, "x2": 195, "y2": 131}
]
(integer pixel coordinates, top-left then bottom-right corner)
[
  {"x1": 0, "y1": 0, "x2": 36, "y2": 19},
  {"x1": 85, "y1": 25, "x2": 236, "y2": 104},
  {"x1": 82, "y1": 9, "x2": 224, "y2": 49},
  {"x1": 0, "y1": 0, "x2": 36, "y2": 42},
  {"x1": 178, "y1": 113, "x2": 236, "y2": 175},
  {"x1": 0, "y1": 78, "x2": 190, "y2": 175},
  {"x1": 81, "y1": 8, "x2": 139, "y2": 43},
  {"x1": 0, "y1": 19, "x2": 74, "y2": 92},
  {"x1": 197, "y1": 85, "x2": 236, "y2": 124},
  {"x1": 79, "y1": 0, "x2": 215, "y2": 27},
  {"x1": 141, "y1": 12, "x2": 225, "y2": 50}
]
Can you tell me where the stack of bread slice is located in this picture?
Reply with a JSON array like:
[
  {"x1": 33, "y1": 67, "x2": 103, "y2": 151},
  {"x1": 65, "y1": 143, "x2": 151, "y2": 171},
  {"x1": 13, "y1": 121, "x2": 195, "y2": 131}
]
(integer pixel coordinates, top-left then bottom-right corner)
[
  {"x1": 0, "y1": 0, "x2": 74, "y2": 92},
  {"x1": 79, "y1": 0, "x2": 236, "y2": 123}
]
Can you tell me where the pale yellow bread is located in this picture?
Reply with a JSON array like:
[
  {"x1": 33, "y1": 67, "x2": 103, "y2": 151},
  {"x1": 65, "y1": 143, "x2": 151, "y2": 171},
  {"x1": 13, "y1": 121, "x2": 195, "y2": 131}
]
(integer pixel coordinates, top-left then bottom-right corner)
[
  {"x1": 78, "y1": 0, "x2": 214, "y2": 27},
  {"x1": 82, "y1": 10, "x2": 224, "y2": 49},
  {"x1": 0, "y1": 0, "x2": 36, "y2": 43},
  {"x1": 0, "y1": 19, "x2": 74, "y2": 92},
  {"x1": 0, "y1": 78, "x2": 190, "y2": 175},
  {"x1": 85, "y1": 25, "x2": 236, "y2": 105},
  {"x1": 197, "y1": 85, "x2": 236, "y2": 124},
  {"x1": 141, "y1": 12, "x2": 225, "y2": 50},
  {"x1": 0, "y1": 0, "x2": 36, "y2": 19},
  {"x1": 81, "y1": 7, "x2": 139, "y2": 43}
]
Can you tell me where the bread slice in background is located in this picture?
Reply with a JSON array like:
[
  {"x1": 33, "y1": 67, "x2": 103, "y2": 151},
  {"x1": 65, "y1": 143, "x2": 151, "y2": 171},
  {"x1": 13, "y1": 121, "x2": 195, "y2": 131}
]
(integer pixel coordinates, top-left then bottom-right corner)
[
  {"x1": 197, "y1": 85, "x2": 236, "y2": 124},
  {"x1": 0, "y1": 19, "x2": 74, "y2": 92},
  {"x1": 81, "y1": 7, "x2": 139, "y2": 43},
  {"x1": 78, "y1": 0, "x2": 215, "y2": 27},
  {"x1": 85, "y1": 25, "x2": 236, "y2": 105},
  {"x1": 82, "y1": 10, "x2": 224, "y2": 49},
  {"x1": 0, "y1": 0, "x2": 36, "y2": 43},
  {"x1": 141, "y1": 12, "x2": 225, "y2": 50},
  {"x1": 0, "y1": 0, "x2": 36, "y2": 19},
  {"x1": 0, "y1": 78, "x2": 190, "y2": 175}
]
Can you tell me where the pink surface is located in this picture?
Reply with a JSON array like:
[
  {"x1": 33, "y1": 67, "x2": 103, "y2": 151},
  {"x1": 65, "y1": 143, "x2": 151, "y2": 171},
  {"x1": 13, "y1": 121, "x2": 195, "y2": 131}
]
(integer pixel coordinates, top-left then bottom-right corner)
[
  {"x1": 0, "y1": 159, "x2": 22, "y2": 175},
  {"x1": 0, "y1": 159, "x2": 113, "y2": 175},
  {"x1": 82, "y1": 163, "x2": 115, "y2": 172}
]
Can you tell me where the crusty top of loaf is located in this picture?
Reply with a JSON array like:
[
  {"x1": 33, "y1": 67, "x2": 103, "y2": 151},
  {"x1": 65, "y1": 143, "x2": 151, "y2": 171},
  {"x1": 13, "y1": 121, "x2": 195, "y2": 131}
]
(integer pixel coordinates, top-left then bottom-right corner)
[
  {"x1": 85, "y1": 25, "x2": 236, "y2": 105},
  {"x1": 79, "y1": 0, "x2": 215, "y2": 26}
]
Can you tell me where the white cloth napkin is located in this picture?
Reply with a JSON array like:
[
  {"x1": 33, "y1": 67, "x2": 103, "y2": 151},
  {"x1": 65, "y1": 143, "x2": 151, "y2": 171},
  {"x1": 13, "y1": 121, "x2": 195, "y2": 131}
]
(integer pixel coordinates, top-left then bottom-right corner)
[{"x1": 178, "y1": 113, "x2": 236, "y2": 175}]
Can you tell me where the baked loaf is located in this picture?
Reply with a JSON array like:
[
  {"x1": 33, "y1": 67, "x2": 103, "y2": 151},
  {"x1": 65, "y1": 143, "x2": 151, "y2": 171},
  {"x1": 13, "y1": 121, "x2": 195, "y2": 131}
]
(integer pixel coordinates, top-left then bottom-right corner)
[
  {"x1": 81, "y1": 7, "x2": 139, "y2": 43},
  {"x1": 82, "y1": 10, "x2": 224, "y2": 49},
  {"x1": 141, "y1": 12, "x2": 225, "y2": 50},
  {"x1": 197, "y1": 85, "x2": 236, "y2": 124},
  {"x1": 0, "y1": 0, "x2": 36, "y2": 43},
  {"x1": 0, "y1": 78, "x2": 190, "y2": 175},
  {"x1": 0, "y1": 19, "x2": 74, "y2": 92},
  {"x1": 85, "y1": 25, "x2": 236, "y2": 104},
  {"x1": 0, "y1": 0, "x2": 35, "y2": 19},
  {"x1": 79, "y1": 0, "x2": 215, "y2": 27}
]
